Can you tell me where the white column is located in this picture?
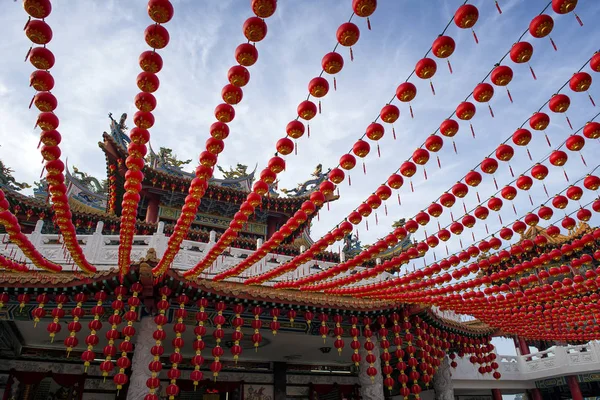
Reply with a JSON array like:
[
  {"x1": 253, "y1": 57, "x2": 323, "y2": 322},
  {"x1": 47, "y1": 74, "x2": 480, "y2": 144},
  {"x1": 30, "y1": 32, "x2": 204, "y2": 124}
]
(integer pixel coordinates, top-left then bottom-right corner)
[
  {"x1": 149, "y1": 221, "x2": 167, "y2": 258},
  {"x1": 359, "y1": 338, "x2": 384, "y2": 400},
  {"x1": 433, "y1": 357, "x2": 454, "y2": 400},
  {"x1": 126, "y1": 316, "x2": 156, "y2": 400}
]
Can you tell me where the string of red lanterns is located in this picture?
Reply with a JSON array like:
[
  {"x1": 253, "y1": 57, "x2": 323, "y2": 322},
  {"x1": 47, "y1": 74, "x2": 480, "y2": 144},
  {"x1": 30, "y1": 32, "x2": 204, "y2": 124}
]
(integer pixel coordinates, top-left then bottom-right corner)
[
  {"x1": 190, "y1": 1, "x2": 500, "y2": 283},
  {"x1": 152, "y1": 0, "x2": 278, "y2": 278},
  {"x1": 118, "y1": 0, "x2": 175, "y2": 277},
  {"x1": 324, "y1": 168, "x2": 599, "y2": 297},
  {"x1": 0, "y1": 189, "x2": 61, "y2": 272},
  {"x1": 22, "y1": 1, "x2": 96, "y2": 274},
  {"x1": 243, "y1": 13, "x2": 596, "y2": 288},
  {"x1": 271, "y1": 55, "x2": 598, "y2": 290},
  {"x1": 181, "y1": 1, "x2": 379, "y2": 280}
]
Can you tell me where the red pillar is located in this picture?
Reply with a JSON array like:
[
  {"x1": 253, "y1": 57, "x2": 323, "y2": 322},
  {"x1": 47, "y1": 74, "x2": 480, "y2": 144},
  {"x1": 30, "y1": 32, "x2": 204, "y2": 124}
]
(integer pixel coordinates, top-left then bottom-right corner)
[
  {"x1": 266, "y1": 216, "x2": 279, "y2": 240},
  {"x1": 528, "y1": 388, "x2": 543, "y2": 400},
  {"x1": 145, "y1": 194, "x2": 160, "y2": 224},
  {"x1": 491, "y1": 388, "x2": 502, "y2": 400},
  {"x1": 566, "y1": 375, "x2": 583, "y2": 400}
]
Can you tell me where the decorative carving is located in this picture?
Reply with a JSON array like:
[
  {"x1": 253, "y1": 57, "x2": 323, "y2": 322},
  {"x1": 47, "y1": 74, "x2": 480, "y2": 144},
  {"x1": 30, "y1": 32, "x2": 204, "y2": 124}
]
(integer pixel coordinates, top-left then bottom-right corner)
[
  {"x1": 0, "y1": 159, "x2": 30, "y2": 191},
  {"x1": 433, "y1": 357, "x2": 454, "y2": 400},
  {"x1": 281, "y1": 164, "x2": 330, "y2": 197},
  {"x1": 342, "y1": 233, "x2": 363, "y2": 258},
  {"x1": 108, "y1": 112, "x2": 131, "y2": 148},
  {"x1": 217, "y1": 164, "x2": 249, "y2": 180},
  {"x1": 151, "y1": 147, "x2": 192, "y2": 169},
  {"x1": 71, "y1": 166, "x2": 107, "y2": 194},
  {"x1": 126, "y1": 317, "x2": 156, "y2": 400}
]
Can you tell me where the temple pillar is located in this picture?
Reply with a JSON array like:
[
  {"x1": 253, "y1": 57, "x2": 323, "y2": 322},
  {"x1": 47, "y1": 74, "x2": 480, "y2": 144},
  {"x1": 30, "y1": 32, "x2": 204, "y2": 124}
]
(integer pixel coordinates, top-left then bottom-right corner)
[
  {"x1": 145, "y1": 194, "x2": 160, "y2": 224},
  {"x1": 491, "y1": 388, "x2": 502, "y2": 400},
  {"x1": 514, "y1": 336, "x2": 530, "y2": 356},
  {"x1": 566, "y1": 375, "x2": 583, "y2": 400},
  {"x1": 266, "y1": 216, "x2": 279, "y2": 240},
  {"x1": 433, "y1": 357, "x2": 454, "y2": 400},
  {"x1": 126, "y1": 317, "x2": 156, "y2": 400},
  {"x1": 273, "y1": 362, "x2": 287, "y2": 400},
  {"x1": 359, "y1": 339, "x2": 383, "y2": 400}
]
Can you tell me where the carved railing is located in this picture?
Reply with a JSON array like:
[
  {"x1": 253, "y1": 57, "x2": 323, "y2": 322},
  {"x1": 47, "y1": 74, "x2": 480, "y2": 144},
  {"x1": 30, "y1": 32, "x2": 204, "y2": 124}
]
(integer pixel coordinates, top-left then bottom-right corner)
[
  {"x1": 451, "y1": 342, "x2": 600, "y2": 384},
  {"x1": 0, "y1": 220, "x2": 385, "y2": 286}
]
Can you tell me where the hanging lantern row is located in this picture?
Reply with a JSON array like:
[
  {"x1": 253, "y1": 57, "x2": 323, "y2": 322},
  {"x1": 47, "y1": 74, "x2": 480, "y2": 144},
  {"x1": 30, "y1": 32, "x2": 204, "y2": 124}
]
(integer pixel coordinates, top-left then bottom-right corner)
[
  {"x1": 183, "y1": 1, "x2": 381, "y2": 281},
  {"x1": 23, "y1": 3, "x2": 97, "y2": 274},
  {"x1": 366, "y1": 225, "x2": 600, "y2": 303},
  {"x1": 275, "y1": 109, "x2": 598, "y2": 291},
  {"x1": 118, "y1": 0, "x2": 175, "y2": 276},
  {"x1": 155, "y1": 0, "x2": 280, "y2": 278},
  {"x1": 0, "y1": 190, "x2": 59, "y2": 272},
  {"x1": 327, "y1": 178, "x2": 600, "y2": 297},
  {"x1": 146, "y1": 286, "x2": 172, "y2": 400}
]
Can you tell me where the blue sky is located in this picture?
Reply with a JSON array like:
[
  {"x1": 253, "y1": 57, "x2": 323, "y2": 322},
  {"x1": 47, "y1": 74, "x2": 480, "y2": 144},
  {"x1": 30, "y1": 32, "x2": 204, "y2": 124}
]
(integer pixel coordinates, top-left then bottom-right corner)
[{"x1": 1, "y1": 0, "x2": 599, "y2": 358}]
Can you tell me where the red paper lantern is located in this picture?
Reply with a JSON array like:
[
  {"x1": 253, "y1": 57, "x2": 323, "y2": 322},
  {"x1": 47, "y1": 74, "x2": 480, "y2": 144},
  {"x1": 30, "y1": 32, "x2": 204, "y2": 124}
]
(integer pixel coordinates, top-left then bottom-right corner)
[
  {"x1": 531, "y1": 164, "x2": 549, "y2": 180},
  {"x1": 235, "y1": 43, "x2": 259, "y2": 66},
  {"x1": 566, "y1": 185, "x2": 583, "y2": 200},
  {"x1": 380, "y1": 105, "x2": 399, "y2": 124},
  {"x1": 222, "y1": 84, "x2": 243, "y2": 105},
  {"x1": 501, "y1": 185, "x2": 517, "y2": 200},
  {"x1": 251, "y1": 0, "x2": 277, "y2": 18},
  {"x1": 29, "y1": 47, "x2": 55, "y2": 70},
  {"x1": 337, "y1": 22, "x2": 360, "y2": 47},
  {"x1": 415, "y1": 58, "x2": 437, "y2": 79},
  {"x1": 440, "y1": 193, "x2": 456, "y2": 208},
  {"x1": 23, "y1": 0, "x2": 52, "y2": 18},
  {"x1": 530, "y1": 112, "x2": 550, "y2": 130},
  {"x1": 549, "y1": 150, "x2": 568, "y2": 166},
  {"x1": 510, "y1": 41, "x2": 534, "y2": 63},
  {"x1": 396, "y1": 82, "x2": 417, "y2": 102},
  {"x1": 147, "y1": 0, "x2": 174, "y2": 23},
  {"x1": 399, "y1": 162, "x2": 416, "y2": 178},
  {"x1": 549, "y1": 93, "x2": 571, "y2": 113},
  {"x1": 495, "y1": 144, "x2": 514, "y2": 161},
  {"x1": 473, "y1": 83, "x2": 494, "y2": 102},
  {"x1": 352, "y1": 140, "x2": 370, "y2": 158},
  {"x1": 456, "y1": 102, "x2": 476, "y2": 120},
  {"x1": 552, "y1": 0, "x2": 578, "y2": 14},
  {"x1": 583, "y1": 121, "x2": 600, "y2": 139},
  {"x1": 309, "y1": 77, "x2": 329, "y2": 98},
  {"x1": 215, "y1": 103, "x2": 235, "y2": 123},
  {"x1": 440, "y1": 119, "x2": 459, "y2": 138},
  {"x1": 516, "y1": 175, "x2": 533, "y2": 190},
  {"x1": 144, "y1": 24, "x2": 170, "y2": 49},
  {"x1": 322, "y1": 52, "x2": 344, "y2": 74},
  {"x1": 465, "y1": 171, "x2": 482, "y2": 187},
  {"x1": 25, "y1": 19, "x2": 53, "y2": 45},
  {"x1": 481, "y1": 158, "x2": 498, "y2": 174},
  {"x1": 30, "y1": 70, "x2": 54, "y2": 92},
  {"x1": 228, "y1": 65, "x2": 250, "y2": 87},
  {"x1": 529, "y1": 14, "x2": 554, "y2": 38},
  {"x1": 425, "y1": 135, "x2": 443, "y2": 152},
  {"x1": 412, "y1": 148, "x2": 430, "y2": 165},
  {"x1": 243, "y1": 17, "x2": 268, "y2": 42},
  {"x1": 583, "y1": 175, "x2": 600, "y2": 190},
  {"x1": 591, "y1": 52, "x2": 600, "y2": 72},
  {"x1": 491, "y1": 65, "x2": 513, "y2": 86},
  {"x1": 388, "y1": 174, "x2": 404, "y2": 189},
  {"x1": 512, "y1": 128, "x2": 532, "y2": 146},
  {"x1": 352, "y1": 0, "x2": 377, "y2": 17},
  {"x1": 454, "y1": 5, "x2": 479, "y2": 29},
  {"x1": 432, "y1": 35, "x2": 456, "y2": 58}
]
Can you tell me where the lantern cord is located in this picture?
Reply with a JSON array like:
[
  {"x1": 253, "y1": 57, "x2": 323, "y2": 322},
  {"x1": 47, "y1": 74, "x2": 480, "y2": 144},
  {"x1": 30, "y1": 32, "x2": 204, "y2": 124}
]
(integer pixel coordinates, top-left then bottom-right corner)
[
  {"x1": 526, "y1": 148, "x2": 532, "y2": 161},
  {"x1": 506, "y1": 88, "x2": 513, "y2": 103},
  {"x1": 409, "y1": 104, "x2": 414, "y2": 119},
  {"x1": 470, "y1": 123, "x2": 475, "y2": 138},
  {"x1": 447, "y1": 60, "x2": 453, "y2": 74},
  {"x1": 575, "y1": 13, "x2": 583, "y2": 26},
  {"x1": 545, "y1": 134, "x2": 551, "y2": 147},
  {"x1": 589, "y1": 94, "x2": 596, "y2": 107},
  {"x1": 430, "y1": 81, "x2": 436, "y2": 95},
  {"x1": 472, "y1": 30, "x2": 479, "y2": 44},
  {"x1": 392, "y1": 126, "x2": 397, "y2": 140},
  {"x1": 453, "y1": 141, "x2": 457, "y2": 154},
  {"x1": 437, "y1": 155, "x2": 441, "y2": 169},
  {"x1": 580, "y1": 154, "x2": 587, "y2": 167},
  {"x1": 350, "y1": 47, "x2": 354, "y2": 61},
  {"x1": 563, "y1": 169, "x2": 569, "y2": 182},
  {"x1": 550, "y1": 37, "x2": 557, "y2": 51},
  {"x1": 566, "y1": 115, "x2": 573, "y2": 130},
  {"x1": 495, "y1": 1, "x2": 502, "y2": 14},
  {"x1": 488, "y1": 105, "x2": 494, "y2": 118}
]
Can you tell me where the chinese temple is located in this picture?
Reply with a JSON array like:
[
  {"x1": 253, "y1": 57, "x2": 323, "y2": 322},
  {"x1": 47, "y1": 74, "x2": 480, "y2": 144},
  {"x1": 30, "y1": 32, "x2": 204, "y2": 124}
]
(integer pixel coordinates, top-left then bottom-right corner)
[{"x1": 1, "y1": 1, "x2": 600, "y2": 400}]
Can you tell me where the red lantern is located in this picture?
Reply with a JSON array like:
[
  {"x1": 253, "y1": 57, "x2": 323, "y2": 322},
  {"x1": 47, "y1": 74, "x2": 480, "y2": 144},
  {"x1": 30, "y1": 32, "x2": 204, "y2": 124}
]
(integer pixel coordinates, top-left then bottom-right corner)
[
  {"x1": 495, "y1": 144, "x2": 514, "y2": 162},
  {"x1": 243, "y1": 17, "x2": 268, "y2": 42},
  {"x1": 147, "y1": 0, "x2": 174, "y2": 23},
  {"x1": 322, "y1": 52, "x2": 344, "y2": 74},
  {"x1": 297, "y1": 101, "x2": 317, "y2": 121},
  {"x1": 251, "y1": 0, "x2": 277, "y2": 18},
  {"x1": 412, "y1": 148, "x2": 430, "y2": 165},
  {"x1": 465, "y1": 170, "x2": 482, "y2": 187},
  {"x1": 529, "y1": 14, "x2": 554, "y2": 38},
  {"x1": 415, "y1": 58, "x2": 437, "y2": 79},
  {"x1": 549, "y1": 150, "x2": 568, "y2": 167},
  {"x1": 396, "y1": 82, "x2": 417, "y2": 102},
  {"x1": 215, "y1": 103, "x2": 235, "y2": 123},
  {"x1": 228, "y1": 65, "x2": 250, "y2": 87},
  {"x1": 25, "y1": 19, "x2": 53, "y2": 45},
  {"x1": 432, "y1": 35, "x2": 456, "y2": 62},
  {"x1": 529, "y1": 112, "x2": 550, "y2": 130},
  {"x1": 235, "y1": 43, "x2": 259, "y2": 66},
  {"x1": 473, "y1": 83, "x2": 494, "y2": 103},
  {"x1": 591, "y1": 52, "x2": 600, "y2": 72},
  {"x1": 440, "y1": 193, "x2": 456, "y2": 208},
  {"x1": 510, "y1": 41, "x2": 533, "y2": 63},
  {"x1": 388, "y1": 174, "x2": 404, "y2": 189},
  {"x1": 481, "y1": 158, "x2": 498, "y2": 174},
  {"x1": 454, "y1": 4, "x2": 479, "y2": 29},
  {"x1": 222, "y1": 84, "x2": 243, "y2": 105},
  {"x1": 501, "y1": 185, "x2": 517, "y2": 200},
  {"x1": 30, "y1": 70, "x2": 54, "y2": 92},
  {"x1": 452, "y1": 182, "x2": 468, "y2": 198},
  {"x1": 309, "y1": 77, "x2": 329, "y2": 98},
  {"x1": 29, "y1": 47, "x2": 55, "y2": 70},
  {"x1": 399, "y1": 162, "x2": 416, "y2": 178},
  {"x1": 474, "y1": 206, "x2": 489, "y2": 220},
  {"x1": 566, "y1": 185, "x2": 583, "y2": 200},
  {"x1": 456, "y1": 102, "x2": 476, "y2": 120},
  {"x1": 425, "y1": 135, "x2": 443, "y2": 152},
  {"x1": 352, "y1": 140, "x2": 370, "y2": 158},
  {"x1": 531, "y1": 164, "x2": 549, "y2": 180},
  {"x1": 549, "y1": 94, "x2": 571, "y2": 113},
  {"x1": 380, "y1": 105, "x2": 399, "y2": 124},
  {"x1": 276, "y1": 137, "x2": 294, "y2": 156},
  {"x1": 552, "y1": 0, "x2": 578, "y2": 14},
  {"x1": 512, "y1": 128, "x2": 532, "y2": 147},
  {"x1": 144, "y1": 24, "x2": 170, "y2": 49},
  {"x1": 33, "y1": 91, "x2": 57, "y2": 112},
  {"x1": 337, "y1": 22, "x2": 360, "y2": 47},
  {"x1": 352, "y1": 0, "x2": 377, "y2": 17},
  {"x1": 583, "y1": 175, "x2": 600, "y2": 190},
  {"x1": 440, "y1": 119, "x2": 459, "y2": 138},
  {"x1": 23, "y1": 0, "x2": 52, "y2": 18},
  {"x1": 583, "y1": 121, "x2": 600, "y2": 139},
  {"x1": 491, "y1": 65, "x2": 513, "y2": 86}
]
